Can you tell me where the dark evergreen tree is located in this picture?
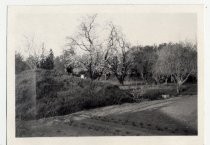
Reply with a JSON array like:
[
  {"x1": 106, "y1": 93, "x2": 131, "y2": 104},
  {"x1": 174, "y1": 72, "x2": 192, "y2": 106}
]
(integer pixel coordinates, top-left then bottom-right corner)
[
  {"x1": 39, "y1": 49, "x2": 54, "y2": 70},
  {"x1": 47, "y1": 49, "x2": 54, "y2": 69}
]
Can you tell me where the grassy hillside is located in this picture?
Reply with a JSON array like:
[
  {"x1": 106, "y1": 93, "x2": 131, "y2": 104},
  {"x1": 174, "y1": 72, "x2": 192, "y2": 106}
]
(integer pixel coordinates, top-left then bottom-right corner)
[{"x1": 16, "y1": 69, "x2": 133, "y2": 120}]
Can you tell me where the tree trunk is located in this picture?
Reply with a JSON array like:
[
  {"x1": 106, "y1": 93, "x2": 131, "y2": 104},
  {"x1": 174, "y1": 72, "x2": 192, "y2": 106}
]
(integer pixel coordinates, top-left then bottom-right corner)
[
  {"x1": 97, "y1": 75, "x2": 101, "y2": 80},
  {"x1": 176, "y1": 81, "x2": 182, "y2": 94},
  {"x1": 117, "y1": 76, "x2": 124, "y2": 85},
  {"x1": 164, "y1": 77, "x2": 168, "y2": 85},
  {"x1": 88, "y1": 64, "x2": 94, "y2": 80},
  {"x1": 175, "y1": 74, "x2": 191, "y2": 94},
  {"x1": 119, "y1": 79, "x2": 124, "y2": 85},
  {"x1": 141, "y1": 72, "x2": 144, "y2": 81},
  {"x1": 176, "y1": 84, "x2": 180, "y2": 94}
]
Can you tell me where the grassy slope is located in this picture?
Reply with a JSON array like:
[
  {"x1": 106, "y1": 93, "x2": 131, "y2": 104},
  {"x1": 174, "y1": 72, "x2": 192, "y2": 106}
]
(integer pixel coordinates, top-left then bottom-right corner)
[
  {"x1": 16, "y1": 95, "x2": 197, "y2": 137},
  {"x1": 16, "y1": 69, "x2": 133, "y2": 120}
]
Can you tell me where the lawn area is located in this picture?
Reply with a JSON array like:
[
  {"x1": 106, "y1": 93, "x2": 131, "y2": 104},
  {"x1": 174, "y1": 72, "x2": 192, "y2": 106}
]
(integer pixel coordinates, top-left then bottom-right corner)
[
  {"x1": 106, "y1": 95, "x2": 197, "y2": 135},
  {"x1": 16, "y1": 95, "x2": 197, "y2": 136}
]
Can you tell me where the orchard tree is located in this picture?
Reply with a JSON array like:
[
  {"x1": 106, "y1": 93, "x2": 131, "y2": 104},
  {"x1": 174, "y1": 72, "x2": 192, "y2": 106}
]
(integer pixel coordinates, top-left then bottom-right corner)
[
  {"x1": 130, "y1": 45, "x2": 158, "y2": 83},
  {"x1": 106, "y1": 23, "x2": 133, "y2": 85},
  {"x1": 154, "y1": 42, "x2": 197, "y2": 93},
  {"x1": 23, "y1": 35, "x2": 42, "y2": 69},
  {"x1": 54, "y1": 47, "x2": 76, "y2": 74},
  {"x1": 26, "y1": 55, "x2": 40, "y2": 69},
  {"x1": 66, "y1": 14, "x2": 108, "y2": 80}
]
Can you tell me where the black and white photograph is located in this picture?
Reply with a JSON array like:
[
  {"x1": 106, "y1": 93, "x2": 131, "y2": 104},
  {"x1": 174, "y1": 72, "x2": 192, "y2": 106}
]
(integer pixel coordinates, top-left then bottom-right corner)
[{"x1": 6, "y1": 5, "x2": 204, "y2": 144}]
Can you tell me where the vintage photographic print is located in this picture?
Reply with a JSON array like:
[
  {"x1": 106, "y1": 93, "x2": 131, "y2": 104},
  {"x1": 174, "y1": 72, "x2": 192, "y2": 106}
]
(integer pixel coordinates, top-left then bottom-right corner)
[{"x1": 7, "y1": 4, "x2": 204, "y2": 145}]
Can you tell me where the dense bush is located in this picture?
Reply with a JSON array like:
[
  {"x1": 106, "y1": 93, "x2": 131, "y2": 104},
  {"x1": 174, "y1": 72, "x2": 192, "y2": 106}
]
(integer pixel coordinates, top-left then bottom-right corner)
[
  {"x1": 132, "y1": 84, "x2": 197, "y2": 101},
  {"x1": 141, "y1": 89, "x2": 175, "y2": 100},
  {"x1": 35, "y1": 82, "x2": 133, "y2": 119},
  {"x1": 16, "y1": 69, "x2": 133, "y2": 120},
  {"x1": 15, "y1": 53, "x2": 30, "y2": 74}
]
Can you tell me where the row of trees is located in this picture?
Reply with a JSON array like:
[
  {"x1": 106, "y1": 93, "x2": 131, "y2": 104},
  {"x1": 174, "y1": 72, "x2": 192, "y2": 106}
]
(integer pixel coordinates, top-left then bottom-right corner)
[
  {"x1": 15, "y1": 48, "x2": 54, "y2": 74},
  {"x1": 63, "y1": 14, "x2": 197, "y2": 93},
  {"x1": 15, "y1": 14, "x2": 197, "y2": 93}
]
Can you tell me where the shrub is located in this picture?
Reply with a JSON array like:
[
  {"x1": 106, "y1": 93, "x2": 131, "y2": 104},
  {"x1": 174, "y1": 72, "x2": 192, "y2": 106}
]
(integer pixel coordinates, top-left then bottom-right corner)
[
  {"x1": 141, "y1": 87, "x2": 176, "y2": 100},
  {"x1": 15, "y1": 53, "x2": 30, "y2": 74},
  {"x1": 16, "y1": 69, "x2": 133, "y2": 120}
]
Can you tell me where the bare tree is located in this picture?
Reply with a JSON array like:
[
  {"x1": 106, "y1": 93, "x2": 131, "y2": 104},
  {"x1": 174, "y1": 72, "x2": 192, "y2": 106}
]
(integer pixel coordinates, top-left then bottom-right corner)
[
  {"x1": 154, "y1": 42, "x2": 197, "y2": 93},
  {"x1": 105, "y1": 24, "x2": 133, "y2": 85},
  {"x1": 66, "y1": 14, "x2": 106, "y2": 80},
  {"x1": 22, "y1": 35, "x2": 44, "y2": 69}
]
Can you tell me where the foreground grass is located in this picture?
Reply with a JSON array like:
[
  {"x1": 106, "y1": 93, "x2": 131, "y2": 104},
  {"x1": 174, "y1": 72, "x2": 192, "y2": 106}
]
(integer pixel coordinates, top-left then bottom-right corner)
[{"x1": 16, "y1": 95, "x2": 197, "y2": 137}]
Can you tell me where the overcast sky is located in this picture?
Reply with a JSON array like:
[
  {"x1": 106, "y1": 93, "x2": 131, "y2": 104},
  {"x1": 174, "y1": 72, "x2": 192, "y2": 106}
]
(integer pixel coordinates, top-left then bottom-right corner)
[{"x1": 13, "y1": 11, "x2": 197, "y2": 57}]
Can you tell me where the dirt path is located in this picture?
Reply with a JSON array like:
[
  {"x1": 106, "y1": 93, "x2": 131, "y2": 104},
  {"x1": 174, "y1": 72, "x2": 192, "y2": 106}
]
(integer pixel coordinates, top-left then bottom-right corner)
[{"x1": 16, "y1": 95, "x2": 197, "y2": 137}]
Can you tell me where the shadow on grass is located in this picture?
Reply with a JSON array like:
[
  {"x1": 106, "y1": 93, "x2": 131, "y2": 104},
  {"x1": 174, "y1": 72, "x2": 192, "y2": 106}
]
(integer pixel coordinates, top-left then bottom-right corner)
[
  {"x1": 110, "y1": 108, "x2": 197, "y2": 136},
  {"x1": 16, "y1": 107, "x2": 197, "y2": 137}
]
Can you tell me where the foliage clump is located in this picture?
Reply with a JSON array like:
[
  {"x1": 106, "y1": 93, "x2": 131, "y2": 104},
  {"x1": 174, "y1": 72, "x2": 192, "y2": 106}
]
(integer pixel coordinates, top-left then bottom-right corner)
[{"x1": 16, "y1": 69, "x2": 133, "y2": 120}]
